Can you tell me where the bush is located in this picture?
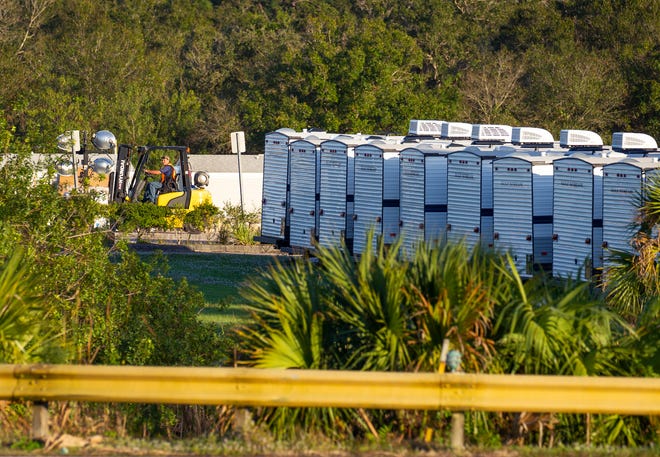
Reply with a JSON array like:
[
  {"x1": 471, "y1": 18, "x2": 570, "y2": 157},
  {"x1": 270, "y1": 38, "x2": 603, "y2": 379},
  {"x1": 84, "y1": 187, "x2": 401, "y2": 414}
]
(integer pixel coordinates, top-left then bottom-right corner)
[
  {"x1": 183, "y1": 201, "x2": 221, "y2": 233},
  {"x1": 217, "y1": 202, "x2": 260, "y2": 245},
  {"x1": 110, "y1": 201, "x2": 177, "y2": 237},
  {"x1": 0, "y1": 140, "x2": 237, "y2": 439}
]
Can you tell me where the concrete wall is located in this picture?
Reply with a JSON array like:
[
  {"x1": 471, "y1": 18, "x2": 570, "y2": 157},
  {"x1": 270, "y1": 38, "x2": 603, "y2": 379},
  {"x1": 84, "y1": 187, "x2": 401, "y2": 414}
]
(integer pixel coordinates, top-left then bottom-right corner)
[
  {"x1": 189, "y1": 154, "x2": 264, "y2": 213},
  {"x1": 203, "y1": 171, "x2": 263, "y2": 212}
]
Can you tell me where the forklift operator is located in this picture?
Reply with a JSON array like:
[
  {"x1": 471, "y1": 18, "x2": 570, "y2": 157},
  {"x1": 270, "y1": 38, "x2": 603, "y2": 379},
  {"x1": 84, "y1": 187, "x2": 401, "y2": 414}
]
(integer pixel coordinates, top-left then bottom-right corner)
[{"x1": 142, "y1": 155, "x2": 175, "y2": 203}]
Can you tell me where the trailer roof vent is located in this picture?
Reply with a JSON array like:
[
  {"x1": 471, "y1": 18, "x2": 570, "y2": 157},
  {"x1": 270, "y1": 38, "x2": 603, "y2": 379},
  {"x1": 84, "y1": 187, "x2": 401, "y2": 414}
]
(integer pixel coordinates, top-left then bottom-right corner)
[
  {"x1": 471, "y1": 124, "x2": 512, "y2": 144},
  {"x1": 612, "y1": 132, "x2": 658, "y2": 152},
  {"x1": 408, "y1": 120, "x2": 445, "y2": 136},
  {"x1": 512, "y1": 127, "x2": 555, "y2": 146},
  {"x1": 559, "y1": 129, "x2": 603, "y2": 149},
  {"x1": 441, "y1": 122, "x2": 472, "y2": 140}
]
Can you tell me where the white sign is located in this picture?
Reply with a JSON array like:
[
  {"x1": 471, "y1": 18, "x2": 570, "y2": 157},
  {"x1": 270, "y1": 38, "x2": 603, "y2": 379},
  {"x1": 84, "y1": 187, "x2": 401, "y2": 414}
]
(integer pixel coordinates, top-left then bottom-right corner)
[{"x1": 231, "y1": 131, "x2": 246, "y2": 154}]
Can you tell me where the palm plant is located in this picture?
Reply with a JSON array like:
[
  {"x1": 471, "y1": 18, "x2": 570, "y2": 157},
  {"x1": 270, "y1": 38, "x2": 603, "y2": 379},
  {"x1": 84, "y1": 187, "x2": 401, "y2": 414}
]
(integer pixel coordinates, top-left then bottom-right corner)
[
  {"x1": 321, "y1": 233, "x2": 413, "y2": 372},
  {"x1": 405, "y1": 239, "x2": 509, "y2": 374},
  {"x1": 601, "y1": 174, "x2": 660, "y2": 375},
  {"x1": 635, "y1": 294, "x2": 660, "y2": 375},
  {"x1": 602, "y1": 173, "x2": 660, "y2": 323},
  {"x1": 237, "y1": 233, "x2": 420, "y2": 439},
  {"x1": 494, "y1": 259, "x2": 644, "y2": 446},
  {"x1": 401, "y1": 239, "x2": 513, "y2": 444},
  {"x1": 494, "y1": 258, "x2": 631, "y2": 376},
  {"x1": 237, "y1": 255, "x2": 361, "y2": 438},
  {"x1": 238, "y1": 257, "x2": 328, "y2": 370},
  {"x1": 0, "y1": 248, "x2": 65, "y2": 364}
]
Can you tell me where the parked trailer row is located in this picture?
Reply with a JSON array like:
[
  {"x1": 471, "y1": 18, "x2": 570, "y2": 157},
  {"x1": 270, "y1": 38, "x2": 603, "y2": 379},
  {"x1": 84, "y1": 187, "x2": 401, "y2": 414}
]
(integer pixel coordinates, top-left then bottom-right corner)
[{"x1": 257, "y1": 122, "x2": 660, "y2": 280}]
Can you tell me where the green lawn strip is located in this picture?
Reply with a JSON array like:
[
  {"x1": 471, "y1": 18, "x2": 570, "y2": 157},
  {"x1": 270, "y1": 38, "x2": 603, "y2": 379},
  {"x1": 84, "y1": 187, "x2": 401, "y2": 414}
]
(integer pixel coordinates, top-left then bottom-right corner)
[
  {"x1": 138, "y1": 250, "x2": 281, "y2": 319},
  {"x1": 198, "y1": 302, "x2": 251, "y2": 326}
]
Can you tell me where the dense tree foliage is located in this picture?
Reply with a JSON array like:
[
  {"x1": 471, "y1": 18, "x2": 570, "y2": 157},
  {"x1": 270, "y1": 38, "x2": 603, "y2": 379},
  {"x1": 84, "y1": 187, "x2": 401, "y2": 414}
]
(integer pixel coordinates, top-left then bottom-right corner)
[
  {"x1": 0, "y1": 122, "x2": 232, "y2": 439},
  {"x1": 0, "y1": 0, "x2": 657, "y2": 154},
  {"x1": 0, "y1": 124, "x2": 228, "y2": 368}
]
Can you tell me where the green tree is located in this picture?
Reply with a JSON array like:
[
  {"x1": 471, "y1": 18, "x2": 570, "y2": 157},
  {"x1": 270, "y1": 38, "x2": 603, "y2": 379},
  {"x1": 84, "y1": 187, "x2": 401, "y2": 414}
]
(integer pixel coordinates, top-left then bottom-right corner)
[
  {"x1": 519, "y1": 47, "x2": 627, "y2": 135},
  {"x1": 459, "y1": 50, "x2": 524, "y2": 125},
  {"x1": 4, "y1": 0, "x2": 658, "y2": 154}
]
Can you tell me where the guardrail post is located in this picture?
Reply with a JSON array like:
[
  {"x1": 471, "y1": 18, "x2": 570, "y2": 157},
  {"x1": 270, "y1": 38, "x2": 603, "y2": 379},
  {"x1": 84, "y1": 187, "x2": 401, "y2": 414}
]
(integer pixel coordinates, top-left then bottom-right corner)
[
  {"x1": 233, "y1": 408, "x2": 254, "y2": 438},
  {"x1": 447, "y1": 349, "x2": 464, "y2": 451},
  {"x1": 31, "y1": 401, "x2": 49, "y2": 441},
  {"x1": 450, "y1": 411, "x2": 464, "y2": 450},
  {"x1": 423, "y1": 338, "x2": 451, "y2": 445}
]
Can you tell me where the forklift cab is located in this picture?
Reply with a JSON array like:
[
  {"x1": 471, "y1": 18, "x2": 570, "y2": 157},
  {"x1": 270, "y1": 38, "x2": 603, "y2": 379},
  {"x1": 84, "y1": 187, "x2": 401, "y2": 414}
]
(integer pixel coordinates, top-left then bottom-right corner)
[{"x1": 110, "y1": 145, "x2": 211, "y2": 209}]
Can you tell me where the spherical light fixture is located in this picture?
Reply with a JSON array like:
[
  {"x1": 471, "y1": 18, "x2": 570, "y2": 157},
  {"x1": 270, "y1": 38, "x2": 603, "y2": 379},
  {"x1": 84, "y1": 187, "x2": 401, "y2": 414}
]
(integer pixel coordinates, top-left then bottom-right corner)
[
  {"x1": 93, "y1": 157, "x2": 114, "y2": 174},
  {"x1": 92, "y1": 130, "x2": 117, "y2": 151},
  {"x1": 56, "y1": 161, "x2": 74, "y2": 176}
]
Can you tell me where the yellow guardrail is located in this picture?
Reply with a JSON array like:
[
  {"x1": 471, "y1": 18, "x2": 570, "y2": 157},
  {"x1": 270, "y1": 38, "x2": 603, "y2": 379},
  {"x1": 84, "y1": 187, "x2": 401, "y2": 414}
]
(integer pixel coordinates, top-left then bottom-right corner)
[{"x1": 0, "y1": 364, "x2": 658, "y2": 415}]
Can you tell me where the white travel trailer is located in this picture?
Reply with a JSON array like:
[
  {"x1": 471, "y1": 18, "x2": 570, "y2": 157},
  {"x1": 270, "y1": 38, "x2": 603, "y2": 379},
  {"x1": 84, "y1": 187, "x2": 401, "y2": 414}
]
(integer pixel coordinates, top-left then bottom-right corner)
[
  {"x1": 352, "y1": 140, "x2": 406, "y2": 255},
  {"x1": 287, "y1": 135, "x2": 327, "y2": 251},
  {"x1": 399, "y1": 141, "x2": 451, "y2": 256},
  {"x1": 260, "y1": 128, "x2": 334, "y2": 245},
  {"x1": 317, "y1": 134, "x2": 371, "y2": 252},
  {"x1": 602, "y1": 156, "x2": 660, "y2": 269},
  {"x1": 446, "y1": 140, "x2": 513, "y2": 249},
  {"x1": 552, "y1": 153, "x2": 625, "y2": 280},
  {"x1": 492, "y1": 150, "x2": 565, "y2": 276}
]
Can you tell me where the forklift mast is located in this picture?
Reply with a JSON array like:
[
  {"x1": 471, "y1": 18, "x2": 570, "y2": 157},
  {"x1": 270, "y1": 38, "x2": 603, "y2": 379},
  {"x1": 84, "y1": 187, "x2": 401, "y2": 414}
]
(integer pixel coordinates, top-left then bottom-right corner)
[{"x1": 109, "y1": 144, "x2": 133, "y2": 203}]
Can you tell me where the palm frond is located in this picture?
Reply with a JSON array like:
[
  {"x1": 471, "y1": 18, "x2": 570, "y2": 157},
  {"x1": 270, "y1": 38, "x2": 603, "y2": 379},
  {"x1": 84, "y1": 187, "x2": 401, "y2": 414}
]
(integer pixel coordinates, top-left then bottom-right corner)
[{"x1": 0, "y1": 248, "x2": 64, "y2": 363}]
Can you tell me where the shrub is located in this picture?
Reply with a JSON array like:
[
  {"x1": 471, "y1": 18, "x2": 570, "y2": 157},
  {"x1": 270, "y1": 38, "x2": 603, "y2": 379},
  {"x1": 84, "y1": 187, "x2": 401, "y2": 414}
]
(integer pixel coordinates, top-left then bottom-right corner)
[{"x1": 183, "y1": 201, "x2": 221, "y2": 233}]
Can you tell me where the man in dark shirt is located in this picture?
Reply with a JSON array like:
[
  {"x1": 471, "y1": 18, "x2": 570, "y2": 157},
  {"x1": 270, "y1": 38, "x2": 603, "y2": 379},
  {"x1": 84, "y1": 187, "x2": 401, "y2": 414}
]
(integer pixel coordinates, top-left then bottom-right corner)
[{"x1": 142, "y1": 155, "x2": 175, "y2": 203}]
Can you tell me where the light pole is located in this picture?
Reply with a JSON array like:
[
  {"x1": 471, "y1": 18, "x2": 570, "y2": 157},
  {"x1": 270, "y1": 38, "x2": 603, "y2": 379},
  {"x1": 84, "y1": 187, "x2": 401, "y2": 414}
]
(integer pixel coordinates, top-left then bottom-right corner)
[{"x1": 56, "y1": 130, "x2": 81, "y2": 190}]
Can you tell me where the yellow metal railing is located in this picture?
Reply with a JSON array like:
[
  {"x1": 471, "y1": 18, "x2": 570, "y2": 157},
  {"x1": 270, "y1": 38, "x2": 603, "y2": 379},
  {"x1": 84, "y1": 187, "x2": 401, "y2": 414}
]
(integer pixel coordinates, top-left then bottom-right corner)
[{"x1": 0, "y1": 364, "x2": 659, "y2": 415}]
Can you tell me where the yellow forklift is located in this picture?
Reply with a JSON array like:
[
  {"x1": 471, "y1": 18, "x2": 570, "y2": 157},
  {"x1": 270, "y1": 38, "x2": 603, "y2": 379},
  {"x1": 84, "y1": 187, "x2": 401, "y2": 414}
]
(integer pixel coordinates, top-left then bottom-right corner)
[{"x1": 98, "y1": 131, "x2": 211, "y2": 209}]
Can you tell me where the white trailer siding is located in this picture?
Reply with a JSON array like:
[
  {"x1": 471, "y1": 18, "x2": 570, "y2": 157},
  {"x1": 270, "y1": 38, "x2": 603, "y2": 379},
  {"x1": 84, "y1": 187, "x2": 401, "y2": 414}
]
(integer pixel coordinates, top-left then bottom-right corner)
[
  {"x1": 531, "y1": 162, "x2": 555, "y2": 272},
  {"x1": 493, "y1": 154, "x2": 556, "y2": 276},
  {"x1": 260, "y1": 130, "x2": 301, "y2": 242},
  {"x1": 446, "y1": 147, "x2": 500, "y2": 249},
  {"x1": 353, "y1": 142, "x2": 404, "y2": 255},
  {"x1": 399, "y1": 143, "x2": 449, "y2": 257},
  {"x1": 602, "y1": 159, "x2": 660, "y2": 268},
  {"x1": 288, "y1": 138, "x2": 322, "y2": 250},
  {"x1": 552, "y1": 155, "x2": 620, "y2": 280},
  {"x1": 318, "y1": 135, "x2": 368, "y2": 252},
  {"x1": 260, "y1": 129, "x2": 335, "y2": 244}
]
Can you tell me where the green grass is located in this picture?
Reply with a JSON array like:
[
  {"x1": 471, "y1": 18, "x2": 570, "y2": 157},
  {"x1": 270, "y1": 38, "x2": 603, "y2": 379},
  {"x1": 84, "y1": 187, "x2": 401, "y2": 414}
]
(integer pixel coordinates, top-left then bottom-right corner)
[{"x1": 139, "y1": 251, "x2": 285, "y2": 325}]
